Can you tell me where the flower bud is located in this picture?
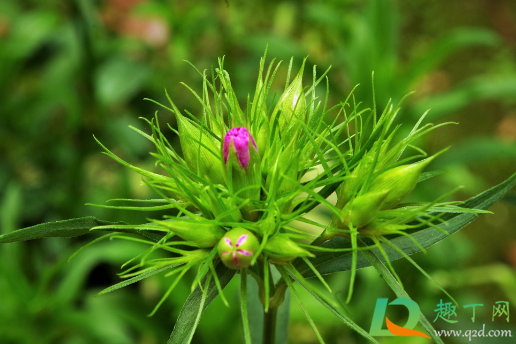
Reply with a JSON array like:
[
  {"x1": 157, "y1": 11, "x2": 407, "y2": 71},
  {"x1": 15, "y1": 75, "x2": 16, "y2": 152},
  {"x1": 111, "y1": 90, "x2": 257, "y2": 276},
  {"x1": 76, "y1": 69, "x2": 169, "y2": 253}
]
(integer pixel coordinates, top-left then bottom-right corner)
[
  {"x1": 252, "y1": 77, "x2": 269, "y2": 155},
  {"x1": 257, "y1": 211, "x2": 276, "y2": 236},
  {"x1": 336, "y1": 149, "x2": 382, "y2": 209},
  {"x1": 218, "y1": 228, "x2": 260, "y2": 269},
  {"x1": 223, "y1": 127, "x2": 258, "y2": 171},
  {"x1": 339, "y1": 191, "x2": 389, "y2": 229},
  {"x1": 279, "y1": 64, "x2": 306, "y2": 130},
  {"x1": 367, "y1": 151, "x2": 444, "y2": 210},
  {"x1": 153, "y1": 219, "x2": 225, "y2": 248},
  {"x1": 336, "y1": 173, "x2": 358, "y2": 209},
  {"x1": 224, "y1": 127, "x2": 261, "y2": 221},
  {"x1": 175, "y1": 113, "x2": 225, "y2": 185},
  {"x1": 264, "y1": 234, "x2": 314, "y2": 264},
  {"x1": 256, "y1": 122, "x2": 268, "y2": 159}
]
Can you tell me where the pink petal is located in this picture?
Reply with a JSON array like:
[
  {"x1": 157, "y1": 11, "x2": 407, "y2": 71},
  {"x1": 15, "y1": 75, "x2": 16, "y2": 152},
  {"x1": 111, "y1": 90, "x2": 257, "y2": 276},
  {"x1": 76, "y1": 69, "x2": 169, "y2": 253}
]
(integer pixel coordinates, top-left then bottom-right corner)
[
  {"x1": 223, "y1": 127, "x2": 258, "y2": 170},
  {"x1": 224, "y1": 237, "x2": 233, "y2": 247},
  {"x1": 235, "y1": 234, "x2": 248, "y2": 247}
]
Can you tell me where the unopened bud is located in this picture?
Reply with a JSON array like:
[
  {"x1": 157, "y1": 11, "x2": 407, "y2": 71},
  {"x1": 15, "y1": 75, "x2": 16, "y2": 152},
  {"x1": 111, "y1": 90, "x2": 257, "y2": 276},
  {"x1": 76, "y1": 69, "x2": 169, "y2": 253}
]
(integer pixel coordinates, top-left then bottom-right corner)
[
  {"x1": 224, "y1": 127, "x2": 261, "y2": 221},
  {"x1": 153, "y1": 220, "x2": 225, "y2": 248},
  {"x1": 175, "y1": 113, "x2": 225, "y2": 185},
  {"x1": 223, "y1": 127, "x2": 258, "y2": 171},
  {"x1": 367, "y1": 151, "x2": 445, "y2": 210},
  {"x1": 253, "y1": 77, "x2": 269, "y2": 155},
  {"x1": 218, "y1": 228, "x2": 260, "y2": 269},
  {"x1": 269, "y1": 60, "x2": 307, "y2": 138},
  {"x1": 336, "y1": 149, "x2": 381, "y2": 209},
  {"x1": 257, "y1": 211, "x2": 276, "y2": 236},
  {"x1": 279, "y1": 70, "x2": 306, "y2": 130},
  {"x1": 339, "y1": 191, "x2": 389, "y2": 229},
  {"x1": 264, "y1": 234, "x2": 314, "y2": 264}
]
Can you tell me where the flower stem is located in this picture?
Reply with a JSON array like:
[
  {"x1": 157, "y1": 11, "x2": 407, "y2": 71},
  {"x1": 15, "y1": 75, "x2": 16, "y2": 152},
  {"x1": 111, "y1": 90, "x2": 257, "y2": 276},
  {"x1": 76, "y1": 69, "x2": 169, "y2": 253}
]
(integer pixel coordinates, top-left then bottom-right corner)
[{"x1": 263, "y1": 305, "x2": 278, "y2": 344}]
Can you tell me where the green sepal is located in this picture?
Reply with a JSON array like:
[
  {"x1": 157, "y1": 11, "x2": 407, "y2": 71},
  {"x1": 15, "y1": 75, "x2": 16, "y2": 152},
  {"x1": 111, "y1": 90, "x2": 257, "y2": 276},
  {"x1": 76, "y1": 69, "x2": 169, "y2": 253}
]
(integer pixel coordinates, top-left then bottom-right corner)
[
  {"x1": 277, "y1": 60, "x2": 307, "y2": 131},
  {"x1": 205, "y1": 186, "x2": 242, "y2": 223},
  {"x1": 266, "y1": 137, "x2": 300, "y2": 197},
  {"x1": 175, "y1": 112, "x2": 225, "y2": 185}
]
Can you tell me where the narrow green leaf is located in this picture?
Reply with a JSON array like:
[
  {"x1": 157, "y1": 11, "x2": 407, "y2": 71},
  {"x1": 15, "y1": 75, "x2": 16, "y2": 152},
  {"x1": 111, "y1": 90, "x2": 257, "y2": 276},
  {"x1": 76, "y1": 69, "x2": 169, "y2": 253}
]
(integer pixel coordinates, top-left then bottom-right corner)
[
  {"x1": 379, "y1": 236, "x2": 457, "y2": 306},
  {"x1": 277, "y1": 266, "x2": 326, "y2": 344},
  {"x1": 284, "y1": 266, "x2": 379, "y2": 344},
  {"x1": 97, "y1": 264, "x2": 179, "y2": 296},
  {"x1": 168, "y1": 263, "x2": 236, "y2": 344},
  {"x1": 359, "y1": 239, "x2": 444, "y2": 344},
  {"x1": 0, "y1": 217, "x2": 133, "y2": 243}
]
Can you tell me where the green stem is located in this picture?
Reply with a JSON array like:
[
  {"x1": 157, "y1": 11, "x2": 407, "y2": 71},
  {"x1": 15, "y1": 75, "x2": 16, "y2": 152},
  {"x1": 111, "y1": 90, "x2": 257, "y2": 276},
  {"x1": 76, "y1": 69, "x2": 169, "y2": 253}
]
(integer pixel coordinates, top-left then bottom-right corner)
[{"x1": 263, "y1": 305, "x2": 278, "y2": 344}]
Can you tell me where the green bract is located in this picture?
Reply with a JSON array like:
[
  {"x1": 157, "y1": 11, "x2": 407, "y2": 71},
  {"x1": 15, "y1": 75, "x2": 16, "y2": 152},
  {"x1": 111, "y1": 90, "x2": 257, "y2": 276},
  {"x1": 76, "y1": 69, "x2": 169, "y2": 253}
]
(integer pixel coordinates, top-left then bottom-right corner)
[
  {"x1": 264, "y1": 233, "x2": 314, "y2": 264},
  {"x1": 2, "y1": 48, "x2": 512, "y2": 344}
]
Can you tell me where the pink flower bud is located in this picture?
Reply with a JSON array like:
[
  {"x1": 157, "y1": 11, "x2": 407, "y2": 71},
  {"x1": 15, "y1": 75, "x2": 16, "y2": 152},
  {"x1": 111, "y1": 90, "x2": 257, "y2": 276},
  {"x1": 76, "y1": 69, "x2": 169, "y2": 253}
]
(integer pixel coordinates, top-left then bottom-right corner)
[
  {"x1": 223, "y1": 127, "x2": 258, "y2": 171},
  {"x1": 218, "y1": 228, "x2": 260, "y2": 269}
]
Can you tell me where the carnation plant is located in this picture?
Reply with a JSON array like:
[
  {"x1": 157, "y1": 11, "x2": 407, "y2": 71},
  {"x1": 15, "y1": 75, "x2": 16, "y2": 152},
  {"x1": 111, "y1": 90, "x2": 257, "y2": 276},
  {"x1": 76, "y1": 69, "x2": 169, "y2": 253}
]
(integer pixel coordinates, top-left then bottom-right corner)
[{"x1": 2, "y1": 49, "x2": 515, "y2": 344}]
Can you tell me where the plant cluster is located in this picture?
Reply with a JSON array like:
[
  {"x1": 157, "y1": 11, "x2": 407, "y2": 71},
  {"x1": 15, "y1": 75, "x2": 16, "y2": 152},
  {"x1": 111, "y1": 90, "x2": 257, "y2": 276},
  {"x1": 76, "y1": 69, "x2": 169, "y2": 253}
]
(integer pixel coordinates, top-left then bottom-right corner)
[{"x1": 1, "y1": 50, "x2": 515, "y2": 344}]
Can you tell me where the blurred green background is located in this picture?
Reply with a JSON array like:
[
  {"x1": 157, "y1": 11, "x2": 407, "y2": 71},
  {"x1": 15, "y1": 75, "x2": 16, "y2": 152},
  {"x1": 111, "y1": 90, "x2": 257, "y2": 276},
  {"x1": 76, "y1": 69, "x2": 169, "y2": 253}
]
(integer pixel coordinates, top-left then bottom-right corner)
[{"x1": 1, "y1": 0, "x2": 516, "y2": 343}]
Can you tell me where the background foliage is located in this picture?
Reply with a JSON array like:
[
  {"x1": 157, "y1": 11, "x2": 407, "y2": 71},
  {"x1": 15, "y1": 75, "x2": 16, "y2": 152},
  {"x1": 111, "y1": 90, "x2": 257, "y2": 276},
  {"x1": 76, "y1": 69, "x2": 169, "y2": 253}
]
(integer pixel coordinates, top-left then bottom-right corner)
[{"x1": 1, "y1": 0, "x2": 516, "y2": 343}]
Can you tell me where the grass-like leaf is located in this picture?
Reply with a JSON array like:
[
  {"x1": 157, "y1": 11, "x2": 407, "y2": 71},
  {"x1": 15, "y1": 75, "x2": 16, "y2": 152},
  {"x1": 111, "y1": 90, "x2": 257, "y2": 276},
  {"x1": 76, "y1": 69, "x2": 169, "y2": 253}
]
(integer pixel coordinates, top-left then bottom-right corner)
[
  {"x1": 359, "y1": 239, "x2": 444, "y2": 344},
  {"x1": 0, "y1": 216, "x2": 133, "y2": 243},
  {"x1": 168, "y1": 263, "x2": 236, "y2": 344},
  {"x1": 282, "y1": 265, "x2": 379, "y2": 344}
]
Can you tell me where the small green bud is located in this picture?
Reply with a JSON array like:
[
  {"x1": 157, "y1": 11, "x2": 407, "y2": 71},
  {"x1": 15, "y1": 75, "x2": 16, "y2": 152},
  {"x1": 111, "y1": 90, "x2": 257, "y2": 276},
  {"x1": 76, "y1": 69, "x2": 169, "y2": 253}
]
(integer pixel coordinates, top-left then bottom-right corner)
[
  {"x1": 270, "y1": 60, "x2": 307, "y2": 139},
  {"x1": 367, "y1": 152, "x2": 444, "y2": 210},
  {"x1": 256, "y1": 122, "x2": 269, "y2": 157},
  {"x1": 339, "y1": 191, "x2": 389, "y2": 229},
  {"x1": 257, "y1": 211, "x2": 276, "y2": 236},
  {"x1": 218, "y1": 228, "x2": 260, "y2": 269},
  {"x1": 336, "y1": 149, "x2": 382, "y2": 209},
  {"x1": 252, "y1": 77, "x2": 269, "y2": 155},
  {"x1": 264, "y1": 234, "x2": 314, "y2": 264},
  {"x1": 153, "y1": 220, "x2": 225, "y2": 248},
  {"x1": 279, "y1": 71, "x2": 306, "y2": 130},
  {"x1": 175, "y1": 113, "x2": 225, "y2": 185},
  {"x1": 336, "y1": 174, "x2": 359, "y2": 209}
]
